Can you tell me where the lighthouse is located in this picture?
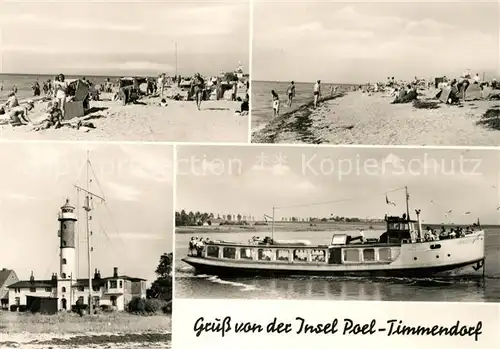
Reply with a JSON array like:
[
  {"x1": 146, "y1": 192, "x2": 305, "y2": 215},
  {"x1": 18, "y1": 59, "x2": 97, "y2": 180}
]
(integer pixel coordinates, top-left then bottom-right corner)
[
  {"x1": 58, "y1": 198, "x2": 77, "y2": 280},
  {"x1": 57, "y1": 198, "x2": 77, "y2": 310}
]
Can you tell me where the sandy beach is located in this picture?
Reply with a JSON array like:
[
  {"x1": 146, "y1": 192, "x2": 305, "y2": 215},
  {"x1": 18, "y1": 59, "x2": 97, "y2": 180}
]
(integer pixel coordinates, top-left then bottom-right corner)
[
  {"x1": 252, "y1": 90, "x2": 500, "y2": 145},
  {"x1": 0, "y1": 93, "x2": 248, "y2": 142},
  {"x1": 0, "y1": 312, "x2": 171, "y2": 349}
]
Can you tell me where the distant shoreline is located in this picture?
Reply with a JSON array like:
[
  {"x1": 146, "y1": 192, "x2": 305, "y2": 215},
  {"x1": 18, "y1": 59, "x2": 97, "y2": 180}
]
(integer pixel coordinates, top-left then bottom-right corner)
[{"x1": 176, "y1": 221, "x2": 499, "y2": 234}]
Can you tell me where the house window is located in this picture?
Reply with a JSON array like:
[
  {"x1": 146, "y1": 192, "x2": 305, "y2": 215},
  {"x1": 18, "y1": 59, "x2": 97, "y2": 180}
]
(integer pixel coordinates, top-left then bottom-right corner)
[
  {"x1": 61, "y1": 273, "x2": 66, "y2": 279},
  {"x1": 78, "y1": 286, "x2": 85, "y2": 292},
  {"x1": 29, "y1": 287, "x2": 36, "y2": 292},
  {"x1": 45, "y1": 287, "x2": 52, "y2": 292},
  {"x1": 109, "y1": 280, "x2": 117, "y2": 289},
  {"x1": 119, "y1": 281, "x2": 123, "y2": 288},
  {"x1": 15, "y1": 288, "x2": 20, "y2": 293},
  {"x1": 62, "y1": 287, "x2": 66, "y2": 292},
  {"x1": 62, "y1": 259, "x2": 67, "y2": 265}
]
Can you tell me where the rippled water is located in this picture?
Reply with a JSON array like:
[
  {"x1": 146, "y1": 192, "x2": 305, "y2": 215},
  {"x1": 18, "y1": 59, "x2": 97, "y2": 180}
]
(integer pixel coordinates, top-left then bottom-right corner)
[{"x1": 175, "y1": 227, "x2": 500, "y2": 302}]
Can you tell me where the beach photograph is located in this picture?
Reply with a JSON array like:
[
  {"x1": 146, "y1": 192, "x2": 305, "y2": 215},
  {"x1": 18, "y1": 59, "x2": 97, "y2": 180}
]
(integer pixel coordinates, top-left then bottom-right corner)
[
  {"x1": 0, "y1": 142, "x2": 173, "y2": 348},
  {"x1": 175, "y1": 144, "x2": 500, "y2": 302},
  {"x1": 0, "y1": 0, "x2": 250, "y2": 142},
  {"x1": 251, "y1": 0, "x2": 500, "y2": 145}
]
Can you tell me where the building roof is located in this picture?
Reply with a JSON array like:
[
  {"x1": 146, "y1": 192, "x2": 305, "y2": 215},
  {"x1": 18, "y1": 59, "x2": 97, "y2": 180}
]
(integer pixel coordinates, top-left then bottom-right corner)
[
  {"x1": 0, "y1": 269, "x2": 14, "y2": 287},
  {"x1": 8, "y1": 280, "x2": 56, "y2": 288},
  {"x1": 9, "y1": 275, "x2": 146, "y2": 289}
]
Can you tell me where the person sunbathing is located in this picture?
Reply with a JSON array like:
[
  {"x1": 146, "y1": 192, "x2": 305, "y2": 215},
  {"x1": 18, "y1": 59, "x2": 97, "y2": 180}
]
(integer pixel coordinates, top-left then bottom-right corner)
[{"x1": 33, "y1": 101, "x2": 63, "y2": 131}]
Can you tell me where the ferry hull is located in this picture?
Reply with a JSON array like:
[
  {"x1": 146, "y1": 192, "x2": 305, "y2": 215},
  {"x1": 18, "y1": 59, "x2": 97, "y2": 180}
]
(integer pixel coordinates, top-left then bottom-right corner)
[{"x1": 181, "y1": 256, "x2": 485, "y2": 279}]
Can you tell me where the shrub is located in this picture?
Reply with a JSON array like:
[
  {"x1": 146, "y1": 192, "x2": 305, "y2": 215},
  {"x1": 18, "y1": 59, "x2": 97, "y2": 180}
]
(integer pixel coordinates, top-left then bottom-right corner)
[
  {"x1": 18, "y1": 305, "x2": 27, "y2": 312},
  {"x1": 10, "y1": 305, "x2": 18, "y2": 312},
  {"x1": 128, "y1": 297, "x2": 168, "y2": 315}
]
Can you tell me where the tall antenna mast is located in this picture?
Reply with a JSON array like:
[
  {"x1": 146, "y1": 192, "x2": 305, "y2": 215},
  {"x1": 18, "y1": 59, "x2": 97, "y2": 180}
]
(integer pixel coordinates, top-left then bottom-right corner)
[
  {"x1": 405, "y1": 186, "x2": 410, "y2": 220},
  {"x1": 271, "y1": 207, "x2": 275, "y2": 241},
  {"x1": 75, "y1": 151, "x2": 105, "y2": 316},
  {"x1": 175, "y1": 42, "x2": 178, "y2": 77}
]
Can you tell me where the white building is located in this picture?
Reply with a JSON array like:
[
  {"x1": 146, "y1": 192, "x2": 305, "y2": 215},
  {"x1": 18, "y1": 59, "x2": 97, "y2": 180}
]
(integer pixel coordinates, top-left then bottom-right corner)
[{"x1": 7, "y1": 199, "x2": 146, "y2": 312}]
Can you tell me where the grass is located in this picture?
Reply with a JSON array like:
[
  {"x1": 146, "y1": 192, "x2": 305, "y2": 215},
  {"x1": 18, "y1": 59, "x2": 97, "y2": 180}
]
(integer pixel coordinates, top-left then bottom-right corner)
[
  {"x1": 0, "y1": 311, "x2": 171, "y2": 334},
  {"x1": 476, "y1": 108, "x2": 500, "y2": 130}
]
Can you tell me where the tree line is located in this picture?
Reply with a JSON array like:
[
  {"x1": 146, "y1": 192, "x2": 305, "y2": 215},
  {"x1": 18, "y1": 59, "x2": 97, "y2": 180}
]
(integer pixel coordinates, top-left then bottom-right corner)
[{"x1": 175, "y1": 209, "x2": 382, "y2": 227}]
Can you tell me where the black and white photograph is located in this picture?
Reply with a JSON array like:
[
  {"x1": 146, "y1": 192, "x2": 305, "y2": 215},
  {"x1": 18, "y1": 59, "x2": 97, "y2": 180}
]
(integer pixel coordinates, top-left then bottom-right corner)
[
  {"x1": 175, "y1": 145, "x2": 499, "y2": 302},
  {"x1": 251, "y1": 0, "x2": 500, "y2": 145},
  {"x1": 0, "y1": 0, "x2": 250, "y2": 142},
  {"x1": 0, "y1": 142, "x2": 173, "y2": 348}
]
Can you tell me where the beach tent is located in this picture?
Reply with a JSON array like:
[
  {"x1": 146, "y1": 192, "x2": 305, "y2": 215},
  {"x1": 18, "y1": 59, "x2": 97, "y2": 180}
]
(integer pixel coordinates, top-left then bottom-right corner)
[
  {"x1": 462, "y1": 83, "x2": 483, "y2": 101},
  {"x1": 65, "y1": 79, "x2": 90, "y2": 120},
  {"x1": 439, "y1": 86, "x2": 452, "y2": 103}
]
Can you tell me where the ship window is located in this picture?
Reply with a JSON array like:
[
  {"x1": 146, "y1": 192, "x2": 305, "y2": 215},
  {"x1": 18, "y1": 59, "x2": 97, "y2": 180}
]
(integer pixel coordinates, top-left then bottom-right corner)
[
  {"x1": 344, "y1": 249, "x2": 360, "y2": 262},
  {"x1": 363, "y1": 249, "x2": 376, "y2": 261},
  {"x1": 257, "y1": 249, "x2": 272, "y2": 261},
  {"x1": 240, "y1": 248, "x2": 253, "y2": 260},
  {"x1": 206, "y1": 246, "x2": 219, "y2": 258},
  {"x1": 222, "y1": 247, "x2": 236, "y2": 259},
  {"x1": 311, "y1": 250, "x2": 326, "y2": 262},
  {"x1": 293, "y1": 249, "x2": 308, "y2": 262},
  {"x1": 378, "y1": 248, "x2": 392, "y2": 261},
  {"x1": 276, "y1": 249, "x2": 290, "y2": 261}
]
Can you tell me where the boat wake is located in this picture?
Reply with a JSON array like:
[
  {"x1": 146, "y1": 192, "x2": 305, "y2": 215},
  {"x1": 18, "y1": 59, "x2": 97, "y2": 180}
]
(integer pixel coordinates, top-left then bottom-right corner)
[{"x1": 175, "y1": 266, "x2": 260, "y2": 292}]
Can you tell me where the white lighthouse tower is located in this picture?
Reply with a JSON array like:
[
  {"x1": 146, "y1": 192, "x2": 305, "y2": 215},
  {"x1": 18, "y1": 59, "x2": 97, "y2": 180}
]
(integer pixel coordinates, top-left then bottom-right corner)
[{"x1": 57, "y1": 198, "x2": 77, "y2": 310}]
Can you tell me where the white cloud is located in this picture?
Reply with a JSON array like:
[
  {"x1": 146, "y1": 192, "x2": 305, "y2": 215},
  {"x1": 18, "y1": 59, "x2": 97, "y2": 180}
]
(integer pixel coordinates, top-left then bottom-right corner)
[
  {"x1": 7, "y1": 193, "x2": 39, "y2": 202},
  {"x1": 107, "y1": 232, "x2": 165, "y2": 240},
  {"x1": 104, "y1": 182, "x2": 142, "y2": 202}
]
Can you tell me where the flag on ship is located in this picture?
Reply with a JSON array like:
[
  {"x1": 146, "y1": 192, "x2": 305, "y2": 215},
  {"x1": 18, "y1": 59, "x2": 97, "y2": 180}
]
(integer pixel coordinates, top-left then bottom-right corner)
[{"x1": 385, "y1": 195, "x2": 396, "y2": 206}]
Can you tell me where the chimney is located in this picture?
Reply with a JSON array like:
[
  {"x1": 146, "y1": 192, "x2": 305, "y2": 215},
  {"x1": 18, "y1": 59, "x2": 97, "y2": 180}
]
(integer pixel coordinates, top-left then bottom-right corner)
[
  {"x1": 30, "y1": 271, "x2": 34, "y2": 283},
  {"x1": 113, "y1": 267, "x2": 118, "y2": 278}
]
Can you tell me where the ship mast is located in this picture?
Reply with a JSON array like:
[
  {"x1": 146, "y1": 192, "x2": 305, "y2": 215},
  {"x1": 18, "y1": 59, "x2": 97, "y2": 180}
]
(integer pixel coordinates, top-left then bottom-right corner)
[
  {"x1": 271, "y1": 207, "x2": 275, "y2": 241},
  {"x1": 405, "y1": 186, "x2": 410, "y2": 220},
  {"x1": 74, "y1": 151, "x2": 105, "y2": 316}
]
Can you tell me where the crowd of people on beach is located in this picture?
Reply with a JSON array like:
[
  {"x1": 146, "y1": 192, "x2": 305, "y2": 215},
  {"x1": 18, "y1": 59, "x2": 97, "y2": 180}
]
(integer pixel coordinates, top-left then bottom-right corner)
[
  {"x1": 0, "y1": 67, "x2": 250, "y2": 129},
  {"x1": 362, "y1": 69, "x2": 500, "y2": 106}
]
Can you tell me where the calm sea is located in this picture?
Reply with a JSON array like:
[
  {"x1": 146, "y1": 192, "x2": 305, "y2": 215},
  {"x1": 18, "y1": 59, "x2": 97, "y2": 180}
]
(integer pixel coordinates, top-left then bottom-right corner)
[
  {"x1": 251, "y1": 80, "x2": 357, "y2": 131},
  {"x1": 175, "y1": 226, "x2": 500, "y2": 302},
  {"x1": 0, "y1": 74, "x2": 116, "y2": 102}
]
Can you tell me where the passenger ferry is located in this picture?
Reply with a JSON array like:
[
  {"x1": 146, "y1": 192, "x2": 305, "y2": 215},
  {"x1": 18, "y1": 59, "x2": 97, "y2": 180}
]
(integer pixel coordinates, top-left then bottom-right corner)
[{"x1": 182, "y1": 192, "x2": 485, "y2": 278}]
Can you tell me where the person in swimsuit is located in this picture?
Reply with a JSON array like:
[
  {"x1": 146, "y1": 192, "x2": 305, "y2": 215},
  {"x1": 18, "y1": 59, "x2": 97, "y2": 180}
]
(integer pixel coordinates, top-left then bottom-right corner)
[
  {"x1": 313, "y1": 80, "x2": 321, "y2": 107},
  {"x1": 9, "y1": 100, "x2": 34, "y2": 126},
  {"x1": 287, "y1": 81, "x2": 295, "y2": 108},
  {"x1": 192, "y1": 73, "x2": 205, "y2": 110},
  {"x1": 271, "y1": 90, "x2": 280, "y2": 117},
  {"x1": 53, "y1": 74, "x2": 68, "y2": 118}
]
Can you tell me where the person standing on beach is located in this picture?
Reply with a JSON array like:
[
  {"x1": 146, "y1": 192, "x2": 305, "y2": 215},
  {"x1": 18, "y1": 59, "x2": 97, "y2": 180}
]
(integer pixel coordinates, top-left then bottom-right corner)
[
  {"x1": 53, "y1": 74, "x2": 68, "y2": 119},
  {"x1": 313, "y1": 80, "x2": 321, "y2": 108},
  {"x1": 12, "y1": 85, "x2": 18, "y2": 94},
  {"x1": 192, "y1": 73, "x2": 205, "y2": 110},
  {"x1": 271, "y1": 90, "x2": 280, "y2": 117},
  {"x1": 287, "y1": 81, "x2": 295, "y2": 108},
  {"x1": 158, "y1": 74, "x2": 165, "y2": 97}
]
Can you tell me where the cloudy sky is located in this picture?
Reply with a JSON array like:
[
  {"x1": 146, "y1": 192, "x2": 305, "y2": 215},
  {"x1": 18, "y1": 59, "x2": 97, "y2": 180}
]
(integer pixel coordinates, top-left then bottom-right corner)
[
  {"x1": 253, "y1": 0, "x2": 499, "y2": 83},
  {"x1": 0, "y1": 0, "x2": 249, "y2": 76},
  {"x1": 0, "y1": 142, "x2": 173, "y2": 283},
  {"x1": 177, "y1": 145, "x2": 500, "y2": 225}
]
